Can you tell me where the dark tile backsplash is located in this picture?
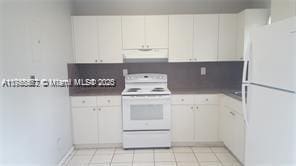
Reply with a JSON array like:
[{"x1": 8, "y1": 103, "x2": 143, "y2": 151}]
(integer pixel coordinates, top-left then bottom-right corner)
[{"x1": 68, "y1": 62, "x2": 243, "y2": 95}]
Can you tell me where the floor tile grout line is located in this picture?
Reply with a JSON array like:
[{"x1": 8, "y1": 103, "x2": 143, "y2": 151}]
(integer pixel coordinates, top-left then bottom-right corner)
[
  {"x1": 153, "y1": 149, "x2": 156, "y2": 166},
  {"x1": 190, "y1": 146, "x2": 200, "y2": 165},
  {"x1": 110, "y1": 148, "x2": 116, "y2": 166},
  {"x1": 88, "y1": 148, "x2": 98, "y2": 165}
]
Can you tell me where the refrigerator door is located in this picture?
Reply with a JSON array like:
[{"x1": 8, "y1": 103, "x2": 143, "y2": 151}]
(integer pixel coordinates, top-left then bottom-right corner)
[
  {"x1": 245, "y1": 84, "x2": 296, "y2": 166},
  {"x1": 249, "y1": 17, "x2": 296, "y2": 92}
]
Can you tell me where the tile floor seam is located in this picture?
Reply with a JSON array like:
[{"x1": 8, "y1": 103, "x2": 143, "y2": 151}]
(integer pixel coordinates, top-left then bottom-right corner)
[
  {"x1": 172, "y1": 149, "x2": 178, "y2": 166},
  {"x1": 190, "y1": 146, "x2": 201, "y2": 165},
  {"x1": 212, "y1": 150, "x2": 223, "y2": 165},
  {"x1": 88, "y1": 148, "x2": 98, "y2": 165},
  {"x1": 153, "y1": 149, "x2": 156, "y2": 166},
  {"x1": 131, "y1": 149, "x2": 135, "y2": 166},
  {"x1": 110, "y1": 148, "x2": 116, "y2": 166}
]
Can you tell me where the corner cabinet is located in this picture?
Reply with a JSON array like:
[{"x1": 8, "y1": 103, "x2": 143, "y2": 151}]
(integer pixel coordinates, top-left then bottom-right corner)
[
  {"x1": 72, "y1": 16, "x2": 123, "y2": 63},
  {"x1": 219, "y1": 95, "x2": 245, "y2": 164},
  {"x1": 122, "y1": 15, "x2": 168, "y2": 49},
  {"x1": 71, "y1": 96, "x2": 122, "y2": 146}
]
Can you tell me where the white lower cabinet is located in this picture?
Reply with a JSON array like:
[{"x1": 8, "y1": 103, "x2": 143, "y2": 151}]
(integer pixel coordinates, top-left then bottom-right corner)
[
  {"x1": 98, "y1": 106, "x2": 122, "y2": 144},
  {"x1": 172, "y1": 94, "x2": 220, "y2": 143},
  {"x1": 220, "y1": 96, "x2": 245, "y2": 164},
  {"x1": 72, "y1": 107, "x2": 99, "y2": 144},
  {"x1": 71, "y1": 96, "x2": 122, "y2": 145},
  {"x1": 172, "y1": 105, "x2": 195, "y2": 142},
  {"x1": 195, "y1": 105, "x2": 219, "y2": 142}
]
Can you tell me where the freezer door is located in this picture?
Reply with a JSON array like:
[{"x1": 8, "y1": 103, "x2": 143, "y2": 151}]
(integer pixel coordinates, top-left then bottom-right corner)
[
  {"x1": 249, "y1": 17, "x2": 296, "y2": 92},
  {"x1": 245, "y1": 84, "x2": 296, "y2": 166}
]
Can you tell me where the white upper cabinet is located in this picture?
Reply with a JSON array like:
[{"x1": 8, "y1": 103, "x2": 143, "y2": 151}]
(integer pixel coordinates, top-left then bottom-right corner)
[
  {"x1": 72, "y1": 16, "x2": 123, "y2": 63},
  {"x1": 237, "y1": 9, "x2": 268, "y2": 61},
  {"x1": 169, "y1": 15, "x2": 194, "y2": 62},
  {"x1": 193, "y1": 15, "x2": 219, "y2": 62},
  {"x1": 122, "y1": 16, "x2": 145, "y2": 49},
  {"x1": 97, "y1": 16, "x2": 123, "y2": 63},
  {"x1": 122, "y1": 15, "x2": 169, "y2": 49},
  {"x1": 145, "y1": 15, "x2": 169, "y2": 49},
  {"x1": 72, "y1": 16, "x2": 99, "y2": 63},
  {"x1": 271, "y1": 0, "x2": 296, "y2": 23},
  {"x1": 218, "y1": 14, "x2": 239, "y2": 61}
]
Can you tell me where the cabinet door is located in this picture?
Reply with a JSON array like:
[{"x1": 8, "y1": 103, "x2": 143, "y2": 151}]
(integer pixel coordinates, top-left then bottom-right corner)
[
  {"x1": 271, "y1": 0, "x2": 296, "y2": 23},
  {"x1": 98, "y1": 107, "x2": 122, "y2": 144},
  {"x1": 234, "y1": 113, "x2": 246, "y2": 164},
  {"x1": 122, "y1": 16, "x2": 145, "y2": 49},
  {"x1": 169, "y1": 15, "x2": 194, "y2": 62},
  {"x1": 72, "y1": 107, "x2": 98, "y2": 144},
  {"x1": 145, "y1": 15, "x2": 169, "y2": 49},
  {"x1": 72, "y1": 16, "x2": 99, "y2": 63},
  {"x1": 193, "y1": 15, "x2": 219, "y2": 61},
  {"x1": 172, "y1": 105, "x2": 195, "y2": 142},
  {"x1": 218, "y1": 14, "x2": 239, "y2": 61},
  {"x1": 195, "y1": 105, "x2": 219, "y2": 142},
  {"x1": 221, "y1": 106, "x2": 236, "y2": 151},
  {"x1": 97, "y1": 16, "x2": 123, "y2": 63}
]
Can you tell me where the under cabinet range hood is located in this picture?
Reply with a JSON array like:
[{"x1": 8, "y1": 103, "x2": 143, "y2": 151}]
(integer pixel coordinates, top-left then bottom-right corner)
[{"x1": 122, "y1": 49, "x2": 168, "y2": 63}]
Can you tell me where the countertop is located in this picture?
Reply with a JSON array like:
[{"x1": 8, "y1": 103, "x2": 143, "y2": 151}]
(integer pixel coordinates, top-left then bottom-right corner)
[{"x1": 70, "y1": 89, "x2": 242, "y2": 101}]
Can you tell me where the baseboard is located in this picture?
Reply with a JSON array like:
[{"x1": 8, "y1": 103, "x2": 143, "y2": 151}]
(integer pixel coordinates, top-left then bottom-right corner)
[
  {"x1": 58, "y1": 146, "x2": 74, "y2": 166},
  {"x1": 172, "y1": 142, "x2": 224, "y2": 147},
  {"x1": 74, "y1": 143, "x2": 122, "y2": 149}
]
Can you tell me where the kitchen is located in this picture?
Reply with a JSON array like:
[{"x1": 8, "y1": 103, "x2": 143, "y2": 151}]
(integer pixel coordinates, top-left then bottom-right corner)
[{"x1": 0, "y1": 0, "x2": 295, "y2": 166}]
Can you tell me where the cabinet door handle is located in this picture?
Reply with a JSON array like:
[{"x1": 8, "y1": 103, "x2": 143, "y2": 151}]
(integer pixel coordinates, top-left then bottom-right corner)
[
  {"x1": 82, "y1": 100, "x2": 86, "y2": 103},
  {"x1": 196, "y1": 106, "x2": 199, "y2": 110},
  {"x1": 93, "y1": 108, "x2": 96, "y2": 111},
  {"x1": 95, "y1": 59, "x2": 98, "y2": 63},
  {"x1": 181, "y1": 99, "x2": 184, "y2": 102},
  {"x1": 98, "y1": 108, "x2": 101, "y2": 111},
  {"x1": 141, "y1": 45, "x2": 144, "y2": 48},
  {"x1": 100, "y1": 60, "x2": 103, "y2": 62},
  {"x1": 107, "y1": 100, "x2": 110, "y2": 103}
]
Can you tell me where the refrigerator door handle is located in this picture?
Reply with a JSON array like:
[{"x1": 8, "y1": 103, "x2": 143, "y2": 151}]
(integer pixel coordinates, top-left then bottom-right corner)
[
  {"x1": 242, "y1": 84, "x2": 249, "y2": 127},
  {"x1": 242, "y1": 35, "x2": 251, "y2": 83},
  {"x1": 242, "y1": 61, "x2": 249, "y2": 83}
]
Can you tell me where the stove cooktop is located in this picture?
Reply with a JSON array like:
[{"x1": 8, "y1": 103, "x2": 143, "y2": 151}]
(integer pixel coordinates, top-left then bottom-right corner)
[{"x1": 122, "y1": 87, "x2": 171, "y2": 96}]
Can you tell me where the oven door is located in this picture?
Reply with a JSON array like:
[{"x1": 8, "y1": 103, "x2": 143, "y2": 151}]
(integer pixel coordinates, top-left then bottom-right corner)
[{"x1": 122, "y1": 95, "x2": 171, "y2": 131}]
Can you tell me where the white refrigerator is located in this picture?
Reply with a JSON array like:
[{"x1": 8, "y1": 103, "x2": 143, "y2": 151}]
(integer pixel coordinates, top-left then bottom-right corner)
[{"x1": 242, "y1": 17, "x2": 296, "y2": 166}]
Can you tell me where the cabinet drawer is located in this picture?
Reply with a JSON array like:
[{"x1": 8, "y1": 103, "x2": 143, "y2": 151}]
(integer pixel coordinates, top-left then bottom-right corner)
[
  {"x1": 195, "y1": 94, "x2": 219, "y2": 105},
  {"x1": 172, "y1": 95, "x2": 195, "y2": 105},
  {"x1": 71, "y1": 96, "x2": 97, "y2": 107},
  {"x1": 222, "y1": 95, "x2": 242, "y2": 115},
  {"x1": 97, "y1": 96, "x2": 121, "y2": 106}
]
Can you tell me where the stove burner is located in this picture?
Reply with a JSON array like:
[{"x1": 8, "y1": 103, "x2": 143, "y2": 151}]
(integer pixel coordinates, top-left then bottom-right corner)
[
  {"x1": 151, "y1": 88, "x2": 165, "y2": 92},
  {"x1": 127, "y1": 88, "x2": 141, "y2": 92}
]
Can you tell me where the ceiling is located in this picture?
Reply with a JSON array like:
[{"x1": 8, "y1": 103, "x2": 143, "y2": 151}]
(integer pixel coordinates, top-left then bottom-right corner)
[{"x1": 71, "y1": 0, "x2": 270, "y2": 15}]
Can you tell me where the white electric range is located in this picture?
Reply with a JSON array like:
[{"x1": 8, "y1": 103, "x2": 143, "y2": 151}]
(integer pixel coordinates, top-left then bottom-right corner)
[{"x1": 121, "y1": 73, "x2": 171, "y2": 149}]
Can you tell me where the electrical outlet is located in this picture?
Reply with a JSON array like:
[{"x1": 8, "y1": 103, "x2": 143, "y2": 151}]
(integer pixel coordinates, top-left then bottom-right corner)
[
  {"x1": 123, "y1": 69, "x2": 128, "y2": 77},
  {"x1": 201, "y1": 67, "x2": 206, "y2": 75}
]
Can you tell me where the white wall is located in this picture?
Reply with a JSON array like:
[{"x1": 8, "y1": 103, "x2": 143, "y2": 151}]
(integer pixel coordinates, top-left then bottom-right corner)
[
  {"x1": 1, "y1": 0, "x2": 74, "y2": 165},
  {"x1": 0, "y1": 0, "x2": 4, "y2": 163},
  {"x1": 72, "y1": 0, "x2": 254, "y2": 15}
]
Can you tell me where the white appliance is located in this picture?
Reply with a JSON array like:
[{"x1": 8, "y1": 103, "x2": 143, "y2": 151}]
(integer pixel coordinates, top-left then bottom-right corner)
[
  {"x1": 242, "y1": 17, "x2": 296, "y2": 165},
  {"x1": 122, "y1": 73, "x2": 171, "y2": 148}
]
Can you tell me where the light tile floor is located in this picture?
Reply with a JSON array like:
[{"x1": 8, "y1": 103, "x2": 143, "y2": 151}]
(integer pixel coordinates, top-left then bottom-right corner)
[{"x1": 63, "y1": 146, "x2": 242, "y2": 166}]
